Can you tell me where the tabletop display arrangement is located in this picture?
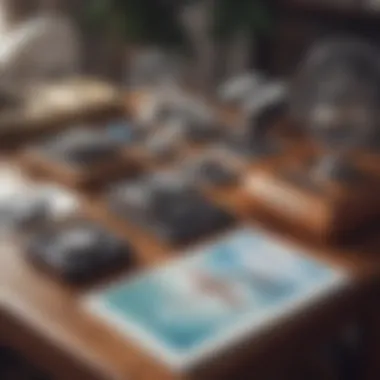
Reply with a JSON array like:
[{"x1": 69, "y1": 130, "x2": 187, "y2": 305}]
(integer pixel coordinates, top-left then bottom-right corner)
[{"x1": 3, "y1": 35, "x2": 380, "y2": 380}]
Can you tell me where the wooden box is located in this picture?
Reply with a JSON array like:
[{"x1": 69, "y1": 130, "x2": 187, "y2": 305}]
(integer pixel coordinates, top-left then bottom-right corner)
[
  {"x1": 244, "y1": 158, "x2": 380, "y2": 240},
  {"x1": 0, "y1": 78, "x2": 126, "y2": 148},
  {"x1": 20, "y1": 148, "x2": 140, "y2": 189}
]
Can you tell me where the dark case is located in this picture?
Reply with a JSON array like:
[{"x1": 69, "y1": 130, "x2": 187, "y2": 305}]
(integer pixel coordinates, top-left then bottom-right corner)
[
  {"x1": 108, "y1": 176, "x2": 234, "y2": 245},
  {"x1": 26, "y1": 220, "x2": 133, "y2": 282}
]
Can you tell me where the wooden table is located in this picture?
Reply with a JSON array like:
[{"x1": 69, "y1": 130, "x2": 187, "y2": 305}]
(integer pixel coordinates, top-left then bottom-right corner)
[
  {"x1": 1, "y1": 95, "x2": 380, "y2": 380},
  {"x1": 1, "y1": 162, "x2": 380, "y2": 380}
]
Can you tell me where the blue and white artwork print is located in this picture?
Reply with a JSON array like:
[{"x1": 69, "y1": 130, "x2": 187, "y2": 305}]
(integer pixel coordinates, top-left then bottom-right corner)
[{"x1": 85, "y1": 228, "x2": 348, "y2": 371}]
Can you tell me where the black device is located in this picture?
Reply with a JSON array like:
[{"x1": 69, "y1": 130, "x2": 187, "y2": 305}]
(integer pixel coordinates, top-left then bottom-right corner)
[
  {"x1": 108, "y1": 174, "x2": 234, "y2": 244},
  {"x1": 26, "y1": 221, "x2": 132, "y2": 282},
  {"x1": 187, "y1": 156, "x2": 239, "y2": 187},
  {"x1": 41, "y1": 129, "x2": 120, "y2": 166}
]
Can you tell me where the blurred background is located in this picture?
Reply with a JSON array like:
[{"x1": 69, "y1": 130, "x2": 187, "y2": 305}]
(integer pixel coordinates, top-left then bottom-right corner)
[
  {"x1": 0, "y1": 0, "x2": 276, "y2": 94},
  {"x1": 1, "y1": 1, "x2": 380, "y2": 379},
  {"x1": 3, "y1": 0, "x2": 380, "y2": 92}
]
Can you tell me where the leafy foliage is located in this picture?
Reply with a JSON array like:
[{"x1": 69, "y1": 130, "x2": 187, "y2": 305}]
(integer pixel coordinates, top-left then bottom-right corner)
[
  {"x1": 213, "y1": 0, "x2": 273, "y2": 40},
  {"x1": 84, "y1": 0, "x2": 272, "y2": 46},
  {"x1": 84, "y1": 0, "x2": 188, "y2": 47}
]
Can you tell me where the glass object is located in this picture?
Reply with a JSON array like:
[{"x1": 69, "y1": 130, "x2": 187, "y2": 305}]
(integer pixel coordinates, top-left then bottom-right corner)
[{"x1": 292, "y1": 37, "x2": 380, "y2": 182}]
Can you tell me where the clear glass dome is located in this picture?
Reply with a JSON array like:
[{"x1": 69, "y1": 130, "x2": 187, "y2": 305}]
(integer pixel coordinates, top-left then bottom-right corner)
[
  {"x1": 291, "y1": 37, "x2": 380, "y2": 181},
  {"x1": 292, "y1": 37, "x2": 380, "y2": 150}
]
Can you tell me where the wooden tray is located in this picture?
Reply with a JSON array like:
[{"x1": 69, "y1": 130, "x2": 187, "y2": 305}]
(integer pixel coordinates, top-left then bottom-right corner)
[
  {"x1": 0, "y1": 100, "x2": 125, "y2": 148},
  {"x1": 244, "y1": 157, "x2": 380, "y2": 241},
  {"x1": 19, "y1": 148, "x2": 141, "y2": 189}
]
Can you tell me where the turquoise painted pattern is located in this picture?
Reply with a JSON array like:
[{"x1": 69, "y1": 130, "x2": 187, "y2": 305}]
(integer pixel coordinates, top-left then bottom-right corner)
[{"x1": 96, "y1": 229, "x2": 339, "y2": 354}]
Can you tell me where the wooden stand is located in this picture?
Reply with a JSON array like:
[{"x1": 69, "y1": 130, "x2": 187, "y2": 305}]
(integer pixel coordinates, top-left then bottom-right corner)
[
  {"x1": 19, "y1": 149, "x2": 140, "y2": 189},
  {"x1": 0, "y1": 77, "x2": 129, "y2": 149},
  {"x1": 244, "y1": 157, "x2": 380, "y2": 240}
]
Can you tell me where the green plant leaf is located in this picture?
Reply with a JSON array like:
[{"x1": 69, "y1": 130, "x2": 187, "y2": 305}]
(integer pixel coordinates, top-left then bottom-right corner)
[
  {"x1": 82, "y1": 0, "x2": 272, "y2": 47},
  {"x1": 213, "y1": 0, "x2": 272, "y2": 40},
  {"x1": 84, "y1": 0, "x2": 114, "y2": 28}
]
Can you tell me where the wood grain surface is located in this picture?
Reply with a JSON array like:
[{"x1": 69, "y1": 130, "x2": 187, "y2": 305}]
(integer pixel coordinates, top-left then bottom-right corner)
[{"x1": 1, "y1": 92, "x2": 380, "y2": 380}]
